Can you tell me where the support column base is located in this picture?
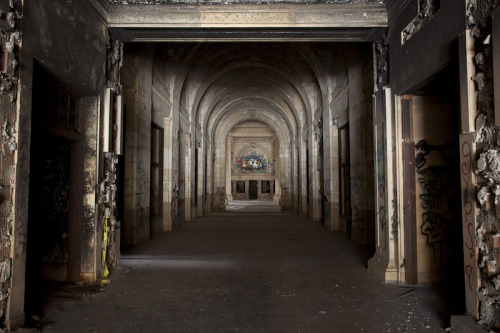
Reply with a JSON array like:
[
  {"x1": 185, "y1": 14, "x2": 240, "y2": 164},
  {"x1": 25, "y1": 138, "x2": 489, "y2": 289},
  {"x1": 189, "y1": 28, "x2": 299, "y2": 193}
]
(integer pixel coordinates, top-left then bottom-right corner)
[
  {"x1": 80, "y1": 272, "x2": 98, "y2": 283},
  {"x1": 368, "y1": 253, "x2": 398, "y2": 283},
  {"x1": 451, "y1": 316, "x2": 488, "y2": 333}
]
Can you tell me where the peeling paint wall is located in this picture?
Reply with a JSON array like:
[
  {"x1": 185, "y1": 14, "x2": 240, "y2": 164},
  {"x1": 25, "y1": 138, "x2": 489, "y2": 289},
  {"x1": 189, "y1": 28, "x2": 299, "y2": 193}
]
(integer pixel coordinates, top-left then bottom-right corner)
[
  {"x1": 0, "y1": 0, "x2": 21, "y2": 329},
  {"x1": 8, "y1": 0, "x2": 108, "y2": 327},
  {"x1": 467, "y1": 0, "x2": 500, "y2": 328}
]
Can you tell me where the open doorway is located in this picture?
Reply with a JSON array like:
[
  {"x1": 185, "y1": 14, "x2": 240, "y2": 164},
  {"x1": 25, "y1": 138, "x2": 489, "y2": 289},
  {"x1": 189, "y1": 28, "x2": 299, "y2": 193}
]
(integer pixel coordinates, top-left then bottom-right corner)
[
  {"x1": 25, "y1": 62, "x2": 83, "y2": 318},
  {"x1": 401, "y1": 63, "x2": 465, "y2": 323},
  {"x1": 249, "y1": 180, "x2": 258, "y2": 200}
]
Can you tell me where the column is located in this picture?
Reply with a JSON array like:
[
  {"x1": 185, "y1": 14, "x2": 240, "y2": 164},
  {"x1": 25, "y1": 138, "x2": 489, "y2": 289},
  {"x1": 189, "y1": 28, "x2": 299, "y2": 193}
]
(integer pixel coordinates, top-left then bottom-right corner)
[
  {"x1": 225, "y1": 136, "x2": 233, "y2": 202},
  {"x1": 273, "y1": 138, "x2": 281, "y2": 202},
  {"x1": 368, "y1": 87, "x2": 398, "y2": 282}
]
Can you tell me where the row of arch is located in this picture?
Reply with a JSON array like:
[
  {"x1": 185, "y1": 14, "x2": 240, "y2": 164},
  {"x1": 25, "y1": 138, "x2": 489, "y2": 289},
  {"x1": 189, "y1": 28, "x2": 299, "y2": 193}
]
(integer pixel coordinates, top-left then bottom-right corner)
[
  {"x1": 162, "y1": 43, "x2": 329, "y2": 219},
  {"x1": 122, "y1": 42, "x2": 345, "y2": 240}
]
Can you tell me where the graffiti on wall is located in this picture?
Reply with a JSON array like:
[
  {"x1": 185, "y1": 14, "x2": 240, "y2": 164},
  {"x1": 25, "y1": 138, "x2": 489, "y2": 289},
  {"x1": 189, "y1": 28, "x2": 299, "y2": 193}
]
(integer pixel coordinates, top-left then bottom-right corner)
[
  {"x1": 233, "y1": 151, "x2": 275, "y2": 174},
  {"x1": 375, "y1": 126, "x2": 387, "y2": 231},
  {"x1": 350, "y1": 161, "x2": 363, "y2": 198},
  {"x1": 415, "y1": 139, "x2": 459, "y2": 252}
]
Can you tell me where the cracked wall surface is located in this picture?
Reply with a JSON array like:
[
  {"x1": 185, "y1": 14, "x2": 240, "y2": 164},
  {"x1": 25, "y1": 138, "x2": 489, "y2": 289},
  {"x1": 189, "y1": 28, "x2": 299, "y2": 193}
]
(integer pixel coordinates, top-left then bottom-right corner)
[
  {"x1": 0, "y1": 0, "x2": 20, "y2": 329},
  {"x1": 467, "y1": 0, "x2": 500, "y2": 329}
]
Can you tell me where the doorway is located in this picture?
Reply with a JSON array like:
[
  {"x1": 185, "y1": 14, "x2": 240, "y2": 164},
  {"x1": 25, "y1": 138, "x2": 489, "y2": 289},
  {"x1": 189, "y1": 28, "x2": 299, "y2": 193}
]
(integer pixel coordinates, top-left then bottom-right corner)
[
  {"x1": 249, "y1": 180, "x2": 258, "y2": 200},
  {"x1": 401, "y1": 63, "x2": 465, "y2": 322},
  {"x1": 25, "y1": 63, "x2": 83, "y2": 318}
]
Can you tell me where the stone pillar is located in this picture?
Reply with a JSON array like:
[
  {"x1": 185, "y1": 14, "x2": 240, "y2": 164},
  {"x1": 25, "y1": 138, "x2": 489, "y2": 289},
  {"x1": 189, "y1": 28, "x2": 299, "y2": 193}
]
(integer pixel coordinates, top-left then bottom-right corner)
[
  {"x1": 271, "y1": 180, "x2": 275, "y2": 196},
  {"x1": 245, "y1": 180, "x2": 249, "y2": 199},
  {"x1": 196, "y1": 142, "x2": 203, "y2": 217},
  {"x1": 185, "y1": 132, "x2": 193, "y2": 221},
  {"x1": 205, "y1": 144, "x2": 213, "y2": 214},
  {"x1": 300, "y1": 141, "x2": 308, "y2": 215},
  {"x1": 293, "y1": 143, "x2": 299, "y2": 212},
  {"x1": 257, "y1": 180, "x2": 261, "y2": 199},
  {"x1": 225, "y1": 136, "x2": 233, "y2": 202},
  {"x1": 163, "y1": 116, "x2": 173, "y2": 230},
  {"x1": 273, "y1": 139, "x2": 281, "y2": 202},
  {"x1": 368, "y1": 87, "x2": 397, "y2": 282}
]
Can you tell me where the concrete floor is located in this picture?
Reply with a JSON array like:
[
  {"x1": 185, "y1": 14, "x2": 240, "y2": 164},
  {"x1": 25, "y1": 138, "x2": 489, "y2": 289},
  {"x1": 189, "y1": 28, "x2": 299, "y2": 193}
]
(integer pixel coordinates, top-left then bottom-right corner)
[{"x1": 26, "y1": 201, "x2": 458, "y2": 332}]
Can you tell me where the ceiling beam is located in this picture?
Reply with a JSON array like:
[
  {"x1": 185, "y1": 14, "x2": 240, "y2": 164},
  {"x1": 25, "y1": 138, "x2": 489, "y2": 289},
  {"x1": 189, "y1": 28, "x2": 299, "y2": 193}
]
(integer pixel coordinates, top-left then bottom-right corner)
[{"x1": 107, "y1": 3, "x2": 387, "y2": 42}]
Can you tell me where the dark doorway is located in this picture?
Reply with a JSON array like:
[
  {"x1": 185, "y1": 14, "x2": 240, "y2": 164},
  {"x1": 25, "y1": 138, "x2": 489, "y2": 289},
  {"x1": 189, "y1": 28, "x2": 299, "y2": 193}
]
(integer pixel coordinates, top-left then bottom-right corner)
[
  {"x1": 236, "y1": 181, "x2": 245, "y2": 193},
  {"x1": 261, "y1": 180, "x2": 271, "y2": 193},
  {"x1": 249, "y1": 180, "x2": 258, "y2": 199},
  {"x1": 26, "y1": 62, "x2": 83, "y2": 318},
  {"x1": 403, "y1": 61, "x2": 466, "y2": 325}
]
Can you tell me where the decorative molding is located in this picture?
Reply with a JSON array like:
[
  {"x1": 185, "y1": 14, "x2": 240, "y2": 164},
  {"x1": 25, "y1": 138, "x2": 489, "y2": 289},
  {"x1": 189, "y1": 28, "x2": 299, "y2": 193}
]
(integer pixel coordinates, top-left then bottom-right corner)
[
  {"x1": 374, "y1": 31, "x2": 388, "y2": 90},
  {"x1": 401, "y1": 0, "x2": 439, "y2": 45}
]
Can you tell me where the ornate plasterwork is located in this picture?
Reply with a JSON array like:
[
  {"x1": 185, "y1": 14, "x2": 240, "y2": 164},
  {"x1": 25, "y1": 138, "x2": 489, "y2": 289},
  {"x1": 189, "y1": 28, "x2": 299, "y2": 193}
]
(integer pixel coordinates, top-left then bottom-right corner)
[
  {"x1": 401, "y1": 0, "x2": 439, "y2": 44},
  {"x1": 374, "y1": 32, "x2": 388, "y2": 90}
]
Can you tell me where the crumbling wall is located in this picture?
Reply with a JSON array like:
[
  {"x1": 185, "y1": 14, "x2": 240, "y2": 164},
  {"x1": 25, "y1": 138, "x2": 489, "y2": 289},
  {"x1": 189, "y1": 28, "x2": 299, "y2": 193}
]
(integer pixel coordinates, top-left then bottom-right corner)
[
  {"x1": 98, "y1": 33, "x2": 123, "y2": 274},
  {"x1": 0, "y1": 1, "x2": 21, "y2": 329},
  {"x1": 467, "y1": 0, "x2": 500, "y2": 328}
]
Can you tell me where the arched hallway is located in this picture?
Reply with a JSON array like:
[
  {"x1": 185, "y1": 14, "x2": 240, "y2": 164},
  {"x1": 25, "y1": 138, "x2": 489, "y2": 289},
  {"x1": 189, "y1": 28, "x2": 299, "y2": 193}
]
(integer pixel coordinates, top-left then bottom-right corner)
[
  {"x1": 36, "y1": 205, "x2": 455, "y2": 332},
  {"x1": 3, "y1": 1, "x2": 500, "y2": 331}
]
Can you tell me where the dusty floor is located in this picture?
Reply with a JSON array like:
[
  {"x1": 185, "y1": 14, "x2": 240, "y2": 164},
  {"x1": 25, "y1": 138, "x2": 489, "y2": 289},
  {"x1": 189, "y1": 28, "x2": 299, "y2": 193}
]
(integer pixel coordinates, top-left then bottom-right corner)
[{"x1": 22, "y1": 201, "x2": 461, "y2": 332}]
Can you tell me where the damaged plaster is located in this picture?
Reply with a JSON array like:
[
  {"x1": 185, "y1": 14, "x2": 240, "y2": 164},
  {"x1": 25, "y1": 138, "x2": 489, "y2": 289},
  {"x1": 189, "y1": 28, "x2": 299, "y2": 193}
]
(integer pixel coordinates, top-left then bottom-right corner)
[
  {"x1": 98, "y1": 32, "x2": 123, "y2": 273},
  {"x1": 0, "y1": 0, "x2": 20, "y2": 329},
  {"x1": 401, "y1": 0, "x2": 439, "y2": 45},
  {"x1": 469, "y1": 0, "x2": 500, "y2": 329}
]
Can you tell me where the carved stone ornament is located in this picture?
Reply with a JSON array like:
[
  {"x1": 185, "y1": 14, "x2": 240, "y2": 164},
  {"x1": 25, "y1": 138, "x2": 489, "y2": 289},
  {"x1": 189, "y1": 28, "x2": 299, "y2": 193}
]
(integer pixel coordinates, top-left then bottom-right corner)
[
  {"x1": 106, "y1": 32, "x2": 123, "y2": 94},
  {"x1": 374, "y1": 32, "x2": 388, "y2": 88}
]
